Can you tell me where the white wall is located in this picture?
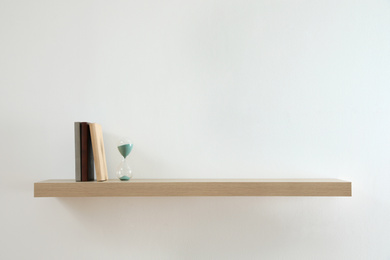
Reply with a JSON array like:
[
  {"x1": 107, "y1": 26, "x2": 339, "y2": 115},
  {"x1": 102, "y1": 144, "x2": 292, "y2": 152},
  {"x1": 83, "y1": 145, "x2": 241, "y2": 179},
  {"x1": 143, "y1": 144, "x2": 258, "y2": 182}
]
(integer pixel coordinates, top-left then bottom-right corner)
[{"x1": 1, "y1": 0, "x2": 389, "y2": 259}]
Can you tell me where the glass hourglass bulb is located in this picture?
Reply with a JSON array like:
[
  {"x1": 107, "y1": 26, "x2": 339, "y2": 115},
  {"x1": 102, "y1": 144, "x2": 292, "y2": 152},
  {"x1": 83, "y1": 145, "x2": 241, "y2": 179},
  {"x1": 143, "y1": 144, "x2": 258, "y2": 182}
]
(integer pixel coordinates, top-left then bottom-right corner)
[{"x1": 116, "y1": 138, "x2": 133, "y2": 181}]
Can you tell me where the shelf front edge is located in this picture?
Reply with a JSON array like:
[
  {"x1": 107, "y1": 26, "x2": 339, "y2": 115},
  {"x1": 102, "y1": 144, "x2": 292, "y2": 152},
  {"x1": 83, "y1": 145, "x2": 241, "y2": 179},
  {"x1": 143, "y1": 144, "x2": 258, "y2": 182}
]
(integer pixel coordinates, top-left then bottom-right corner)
[{"x1": 34, "y1": 179, "x2": 352, "y2": 197}]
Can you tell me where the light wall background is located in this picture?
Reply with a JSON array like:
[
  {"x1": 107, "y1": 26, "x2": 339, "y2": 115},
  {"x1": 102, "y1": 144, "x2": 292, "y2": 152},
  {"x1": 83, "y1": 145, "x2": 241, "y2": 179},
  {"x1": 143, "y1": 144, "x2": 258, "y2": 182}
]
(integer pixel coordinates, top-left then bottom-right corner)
[{"x1": 1, "y1": 0, "x2": 390, "y2": 259}]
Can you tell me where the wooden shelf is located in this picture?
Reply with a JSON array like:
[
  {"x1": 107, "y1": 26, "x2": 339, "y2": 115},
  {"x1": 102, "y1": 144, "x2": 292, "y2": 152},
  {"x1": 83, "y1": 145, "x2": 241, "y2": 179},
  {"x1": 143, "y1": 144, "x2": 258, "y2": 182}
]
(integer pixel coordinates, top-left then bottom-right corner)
[{"x1": 34, "y1": 179, "x2": 351, "y2": 197}]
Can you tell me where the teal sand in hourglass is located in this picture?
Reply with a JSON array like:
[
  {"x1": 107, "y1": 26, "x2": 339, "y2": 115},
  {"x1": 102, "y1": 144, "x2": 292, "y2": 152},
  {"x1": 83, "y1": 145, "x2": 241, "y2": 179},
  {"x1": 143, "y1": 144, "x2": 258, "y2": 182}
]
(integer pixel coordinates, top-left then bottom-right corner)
[{"x1": 116, "y1": 138, "x2": 133, "y2": 181}]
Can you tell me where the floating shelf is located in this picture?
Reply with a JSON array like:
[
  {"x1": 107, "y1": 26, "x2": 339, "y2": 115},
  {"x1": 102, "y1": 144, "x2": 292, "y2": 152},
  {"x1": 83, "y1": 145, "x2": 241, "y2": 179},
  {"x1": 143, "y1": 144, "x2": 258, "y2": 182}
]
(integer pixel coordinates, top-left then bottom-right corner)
[{"x1": 34, "y1": 179, "x2": 351, "y2": 197}]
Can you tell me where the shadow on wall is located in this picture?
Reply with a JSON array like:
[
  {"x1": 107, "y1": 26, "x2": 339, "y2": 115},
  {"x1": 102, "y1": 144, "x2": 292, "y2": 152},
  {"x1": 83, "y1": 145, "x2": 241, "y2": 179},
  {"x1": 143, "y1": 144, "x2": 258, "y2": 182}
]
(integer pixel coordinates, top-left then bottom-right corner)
[
  {"x1": 56, "y1": 197, "x2": 352, "y2": 257},
  {"x1": 103, "y1": 132, "x2": 180, "y2": 179}
]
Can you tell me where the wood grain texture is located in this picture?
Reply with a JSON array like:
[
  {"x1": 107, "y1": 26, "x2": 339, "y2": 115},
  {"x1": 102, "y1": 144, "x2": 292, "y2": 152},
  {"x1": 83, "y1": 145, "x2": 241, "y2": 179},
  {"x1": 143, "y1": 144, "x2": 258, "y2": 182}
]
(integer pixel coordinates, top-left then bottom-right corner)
[{"x1": 34, "y1": 179, "x2": 352, "y2": 197}]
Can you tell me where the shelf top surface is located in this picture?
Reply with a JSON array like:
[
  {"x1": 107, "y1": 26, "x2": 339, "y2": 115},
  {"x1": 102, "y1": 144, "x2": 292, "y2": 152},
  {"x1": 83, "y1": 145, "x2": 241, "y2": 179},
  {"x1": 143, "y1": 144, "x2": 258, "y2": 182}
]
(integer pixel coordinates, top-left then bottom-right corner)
[{"x1": 36, "y1": 178, "x2": 350, "y2": 183}]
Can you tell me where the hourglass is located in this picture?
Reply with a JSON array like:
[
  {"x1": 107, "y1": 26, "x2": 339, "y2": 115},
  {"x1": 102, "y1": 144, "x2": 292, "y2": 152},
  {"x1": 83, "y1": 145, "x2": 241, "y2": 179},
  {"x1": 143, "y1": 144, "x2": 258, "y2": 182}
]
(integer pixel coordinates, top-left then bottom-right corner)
[{"x1": 116, "y1": 138, "x2": 133, "y2": 181}]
